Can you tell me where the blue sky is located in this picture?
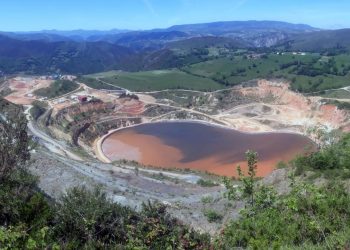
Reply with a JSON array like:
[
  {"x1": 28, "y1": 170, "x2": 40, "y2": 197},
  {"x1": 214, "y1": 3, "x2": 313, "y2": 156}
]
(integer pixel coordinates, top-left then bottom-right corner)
[{"x1": 0, "y1": 0, "x2": 349, "y2": 31}]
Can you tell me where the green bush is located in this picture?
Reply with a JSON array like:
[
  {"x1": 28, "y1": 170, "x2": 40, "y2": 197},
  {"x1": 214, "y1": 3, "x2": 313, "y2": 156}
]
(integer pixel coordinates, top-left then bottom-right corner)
[
  {"x1": 197, "y1": 178, "x2": 218, "y2": 187},
  {"x1": 54, "y1": 187, "x2": 135, "y2": 247},
  {"x1": 218, "y1": 182, "x2": 350, "y2": 249},
  {"x1": 201, "y1": 195, "x2": 214, "y2": 204},
  {"x1": 29, "y1": 101, "x2": 47, "y2": 120},
  {"x1": 203, "y1": 209, "x2": 223, "y2": 223},
  {"x1": 293, "y1": 133, "x2": 350, "y2": 178}
]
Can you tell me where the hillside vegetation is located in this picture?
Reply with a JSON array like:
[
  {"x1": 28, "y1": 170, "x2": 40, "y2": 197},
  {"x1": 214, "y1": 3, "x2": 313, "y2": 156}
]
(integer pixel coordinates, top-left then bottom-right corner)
[
  {"x1": 184, "y1": 53, "x2": 350, "y2": 92},
  {"x1": 285, "y1": 29, "x2": 350, "y2": 52},
  {"x1": 0, "y1": 21, "x2": 349, "y2": 76},
  {"x1": 83, "y1": 52, "x2": 350, "y2": 93},
  {"x1": 34, "y1": 80, "x2": 79, "y2": 98},
  {"x1": 0, "y1": 35, "x2": 138, "y2": 74},
  {"x1": 84, "y1": 69, "x2": 223, "y2": 91},
  {"x1": 166, "y1": 36, "x2": 245, "y2": 50}
]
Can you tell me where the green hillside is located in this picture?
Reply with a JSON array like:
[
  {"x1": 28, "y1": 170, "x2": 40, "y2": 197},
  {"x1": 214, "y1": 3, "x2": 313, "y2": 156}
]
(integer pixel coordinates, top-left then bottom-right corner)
[
  {"x1": 184, "y1": 52, "x2": 350, "y2": 92},
  {"x1": 34, "y1": 80, "x2": 79, "y2": 98},
  {"x1": 167, "y1": 36, "x2": 246, "y2": 50},
  {"x1": 285, "y1": 29, "x2": 350, "y2": 52},
  {"x1": 85, "y1": 69, "x2": 223, "y2": 91}
]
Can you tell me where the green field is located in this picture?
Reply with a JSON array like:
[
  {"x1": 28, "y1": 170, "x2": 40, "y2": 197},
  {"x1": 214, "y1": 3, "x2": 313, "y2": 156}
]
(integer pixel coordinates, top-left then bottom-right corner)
[
  {"x1": 85, "y1": 69, "x2": 223, "y2": 91},
  {"x1": 320, "y1": 89, "x2": 350, "y2": 99},
  {"x1": 185, "y1": 53, "x2": 350, "y2": 92},
  {"x1": 34, "y1": 80, "x2": 79, "y2": 98},
  {"x1": 83, "y1": 52, "x2": 350, "y2": 93},
  {"x1": 78, "y1": 77, "x2": 120, "y2": 90}
]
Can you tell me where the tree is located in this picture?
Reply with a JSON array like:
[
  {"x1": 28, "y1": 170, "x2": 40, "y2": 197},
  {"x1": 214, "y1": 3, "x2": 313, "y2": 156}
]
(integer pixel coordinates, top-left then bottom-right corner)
[
  {"x1": 240, "y1": 150, "x2": 258, "y2": 205},
  {"x1": 223, "y1": 150, "x2": 258, "y2": 206},
  {"x1": 306, "y1": 125, "x2": 341, "y2": 149},
  {"x1": 30, "y1": 101, "x2": 47, "y2": 120},
  {"x1": 0, "y1": 109, "x2": 31, "y2": 180}
]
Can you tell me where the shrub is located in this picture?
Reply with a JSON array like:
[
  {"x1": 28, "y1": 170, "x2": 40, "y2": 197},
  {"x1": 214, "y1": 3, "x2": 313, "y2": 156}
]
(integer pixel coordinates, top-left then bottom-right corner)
[
  {"x1": 54, "y1": 187, "x2": 211, "y2": 249},
  {"x1": 54, "y1": 187, "x2": 135, "y2": 247},
  {"x1": 201, "y1": 195, "x2": 214, "y2": 204},
  {"x1": 218, "y1": 182, "x2": 350, "y2": 249},
  {"x1": 197, "y1": 178, "x2": 218, "y2": 187},
  {"x1": 30, "y1": 101, "x2": 47, "y2": 120},
  {"x1": 292, "y1": 133, "x2": 350, "y2": 178},
  {"x1": 203, "y1": 209, "x2": 223, "y2": 223}
]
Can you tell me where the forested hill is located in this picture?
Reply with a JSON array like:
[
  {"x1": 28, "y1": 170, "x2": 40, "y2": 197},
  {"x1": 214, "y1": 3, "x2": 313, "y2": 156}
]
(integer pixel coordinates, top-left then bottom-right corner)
[
  {"x1": 282, "y1": 29, "x2": 350, "y2": 51},
  {"x1": 1, "y1": 21, "x2": 350, "y2": 75},
  {"x1": 0, "y1": 35, "x2": 139, "y2": 74}
]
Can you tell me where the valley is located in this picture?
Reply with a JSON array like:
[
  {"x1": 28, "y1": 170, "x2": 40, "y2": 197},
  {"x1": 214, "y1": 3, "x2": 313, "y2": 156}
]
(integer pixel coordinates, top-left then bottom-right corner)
[
  {"x1": 1, "y1": 14, "x2": 350, "y2": 248},
  {"x1": 1, "y1": 68, "x2": 349, "y2": 234}
]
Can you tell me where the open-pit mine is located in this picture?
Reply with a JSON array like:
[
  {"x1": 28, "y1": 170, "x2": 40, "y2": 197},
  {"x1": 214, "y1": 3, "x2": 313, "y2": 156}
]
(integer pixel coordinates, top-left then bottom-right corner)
[
  {"x1": 1, "y1": 75, "x2": 350, "y2": 233},
  {"x1": 2, "y1": 76, "x2": 349, "y2": 176}
]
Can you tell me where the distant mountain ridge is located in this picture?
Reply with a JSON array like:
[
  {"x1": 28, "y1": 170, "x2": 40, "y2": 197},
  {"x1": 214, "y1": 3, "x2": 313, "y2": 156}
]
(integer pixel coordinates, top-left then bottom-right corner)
[
  {"x1": 282, "y1": 28, "x2": 350, "y2": 51},
  {"x1": 87, "y1": 30, "x2": 190, "y2": 50},
  {"x1": 166, "y1": 20, "x2": 319, "y2": 47},
  {"x1": 2, "y1": 29, "x2": 130, "y2": 42},
  {"x1": 1, "y1": 20, "x2": 319, "y2": 48},
  {"x1": 166, "y1": 20, "x2": 318, "y2": 34},
  {"x1": 1, "y1": 20, "x2": 350, "y2": 75}
]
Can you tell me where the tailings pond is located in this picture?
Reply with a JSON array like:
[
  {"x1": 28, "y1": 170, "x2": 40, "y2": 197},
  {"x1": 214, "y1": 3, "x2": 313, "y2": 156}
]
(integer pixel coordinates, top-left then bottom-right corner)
[{"x1": 102, "y1": 121, "x2": 315, "y2": 177}]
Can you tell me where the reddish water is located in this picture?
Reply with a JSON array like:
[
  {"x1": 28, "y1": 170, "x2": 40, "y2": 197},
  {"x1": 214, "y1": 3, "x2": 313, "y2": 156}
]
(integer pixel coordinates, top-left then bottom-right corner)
[{"x1": 102, "y1": 121, "x2": 315, "y2": 177}]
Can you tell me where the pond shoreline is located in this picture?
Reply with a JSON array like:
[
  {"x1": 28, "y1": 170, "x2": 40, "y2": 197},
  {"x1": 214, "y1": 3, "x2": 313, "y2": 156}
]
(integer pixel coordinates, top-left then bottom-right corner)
[{"x1": 97, "y1": 120, "x2": 316, "y2": 177}]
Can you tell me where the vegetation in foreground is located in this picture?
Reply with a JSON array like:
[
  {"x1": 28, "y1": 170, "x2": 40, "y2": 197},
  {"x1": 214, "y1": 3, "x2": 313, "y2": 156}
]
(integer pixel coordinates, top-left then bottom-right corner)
[
  {"x1": 33, "y1": 80, "x2": 79, "y2": 98},
  {"x1": 220, "y1": 180, "x2": 350, "y2": 249},
  {"x1": 0, "y1": 104, "x2": 210, "y2": 249},
  {"x1": 220, "y1": 150, "x2": 350, "y2": 249},
  {"x1": 1, "y1": 100, "x2": 350, "y2": 249},
  {"x1": 293, "y1": 132, "x2": 350, "y2": 179}
]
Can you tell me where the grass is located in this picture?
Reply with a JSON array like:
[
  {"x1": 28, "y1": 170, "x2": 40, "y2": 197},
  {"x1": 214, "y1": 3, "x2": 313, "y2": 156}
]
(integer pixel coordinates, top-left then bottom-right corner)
[
  {"x1": 320, "y1": 89, "x2": 350, "y2": 99},
  {"x1": 78, "y1": 77, "x2": 120, "y2": 90},
  {"x1": 186, "y1": 53, "x2": 318, "y2": 84},
  {"x1": 34, "y1": 80, "x2": 79, "y2": 98},
  {"x1": 85, "y1": 70, "x2": 122, "y2": 78},
  {"x1": 85, "y1": 69, "x2": 224, "y2": 91},
  {"x1": 185, "y1": 53, "x2": 350, "y2": 92},
  {"x1": 84, "y1": 52, "x2": 350, "y2": 93}
]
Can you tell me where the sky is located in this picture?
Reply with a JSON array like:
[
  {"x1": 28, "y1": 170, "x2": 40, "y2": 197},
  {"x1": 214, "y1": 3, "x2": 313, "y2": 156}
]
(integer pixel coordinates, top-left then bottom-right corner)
[{"x1": 0, "y1": 0, "x2": 349, "y2": 31}]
